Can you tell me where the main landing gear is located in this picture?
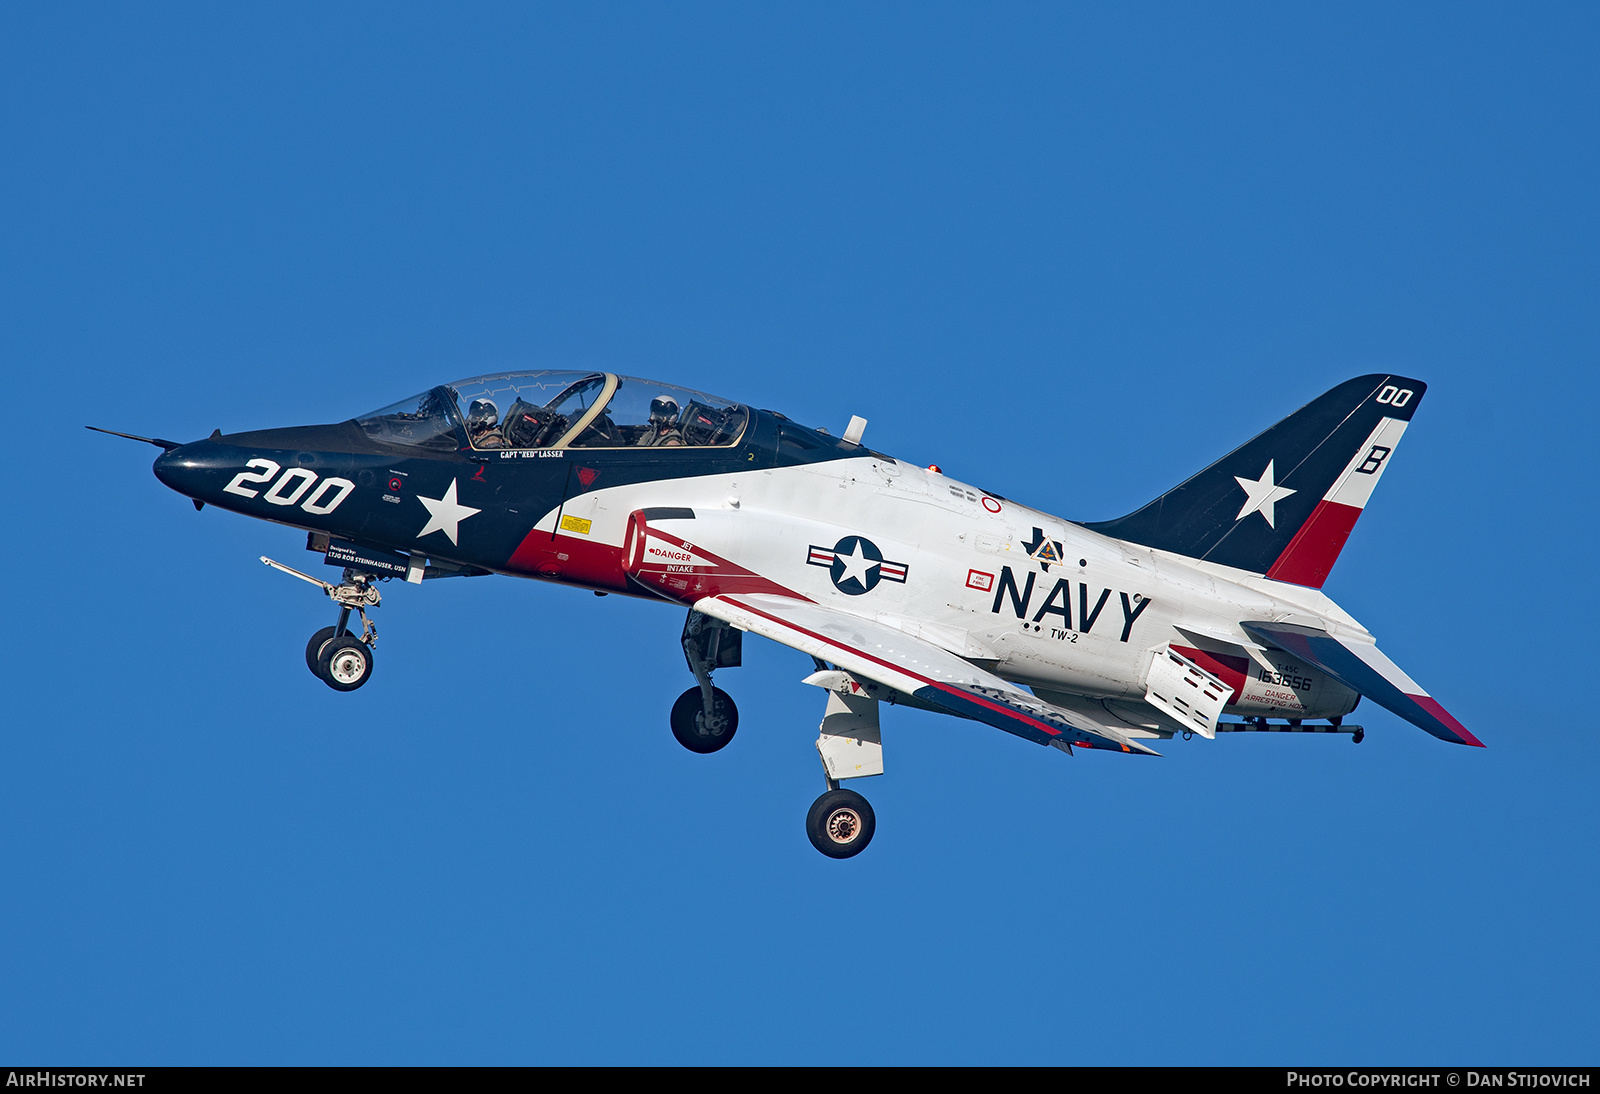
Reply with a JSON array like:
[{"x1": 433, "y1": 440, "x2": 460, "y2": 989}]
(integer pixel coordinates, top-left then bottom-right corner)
[
  {"x1": 672, "y1": 610, "x2": 742, "y2": 753},
  {"x1": 806, "y1": 787, "x2": 876, "y2": 859},
  {"x1": 800, "y1": 664, "x2": 885, "y2": 858},
  {"x1": 670, "y1": 612, "x2": 884, "y2": 860},
  {"x1": 670, "y1": 686, "x2": 738, "y2": 752},
  {"x1": 263, "y1": 557, "x2": 380, "y2": 691}
]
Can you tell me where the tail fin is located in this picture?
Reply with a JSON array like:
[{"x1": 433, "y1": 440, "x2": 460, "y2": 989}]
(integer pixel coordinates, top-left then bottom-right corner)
[{"x1": 1085, "y1": 375, "x2": 1425, "y2": 587}]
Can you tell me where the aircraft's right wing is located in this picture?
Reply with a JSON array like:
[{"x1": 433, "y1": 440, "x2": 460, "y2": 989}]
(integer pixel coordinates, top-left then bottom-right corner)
[
  {"x1": 1241, "y1": 620, "x2": 1484, "y2": 747},
  {"x1": 694, "y1": 592, "x2": 1158, "y2": 755}
]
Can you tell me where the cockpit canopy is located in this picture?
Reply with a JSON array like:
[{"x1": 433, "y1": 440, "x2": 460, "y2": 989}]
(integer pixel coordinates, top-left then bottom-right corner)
[{"x1": 357, "y1": 371, "x2": 751, "y2": 452}]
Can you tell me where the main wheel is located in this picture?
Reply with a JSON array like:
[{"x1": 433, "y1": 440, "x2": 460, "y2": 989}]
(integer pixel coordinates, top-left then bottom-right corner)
[
  {"x1": 305, "y1": 626, "x2": 340, "y2": 678},
  {"x1": 317, "y1": 636, "x2": 374, "y2": 692},
  {"x1": 670, "y1": 686, "x2": 738, "y2": 753},
  {"x1": 806, "y1": 788, "x2": 876, "y2": 858}
]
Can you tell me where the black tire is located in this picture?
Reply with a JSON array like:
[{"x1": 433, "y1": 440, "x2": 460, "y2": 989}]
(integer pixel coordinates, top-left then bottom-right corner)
[
  {"x1": 669, "y1": 686, "x2": 738, "y2": 753},
  {"x1": 305, "y1": 626, "x2": 340, "y2": 678},
  {"x1": 806, "y1": 788, "x2": 875, "y2": 858},
  {"x1": 317, "y1": 636, "x2": 374, "y2": 692}
]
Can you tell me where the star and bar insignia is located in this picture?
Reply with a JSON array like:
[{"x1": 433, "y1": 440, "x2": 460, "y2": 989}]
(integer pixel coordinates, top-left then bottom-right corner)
[{"x1": 806, "y1": 535, "x2": 909, "y2": 596}]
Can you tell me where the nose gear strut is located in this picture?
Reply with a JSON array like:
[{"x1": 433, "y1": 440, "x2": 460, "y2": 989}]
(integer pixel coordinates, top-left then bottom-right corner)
[{"x1": 262, "y1": 556, "x2": 381, "y2": 690}]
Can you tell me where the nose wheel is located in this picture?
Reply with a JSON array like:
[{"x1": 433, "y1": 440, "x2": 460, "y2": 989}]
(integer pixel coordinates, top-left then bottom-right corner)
[
  {"x1": 806, "y1": 788, "x2": 876, "y2": 858},
  {"x1": 305, "y1": 622, "x2": 377, "y2": 690},
  {"x1": 263, "y1": 557, "x2": 381, "y2": 692},
  {"x1": 318, "y1": 636, "x2": 374, "y2": 691},
  {"x1": 305, "y1": 626, "x2": 340, "y2": 675}
]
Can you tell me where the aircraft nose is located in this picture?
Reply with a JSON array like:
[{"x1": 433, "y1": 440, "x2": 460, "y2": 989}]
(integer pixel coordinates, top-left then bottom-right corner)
[{"x1": 152, "y1": 440, "x2": 221, "y2": 500}]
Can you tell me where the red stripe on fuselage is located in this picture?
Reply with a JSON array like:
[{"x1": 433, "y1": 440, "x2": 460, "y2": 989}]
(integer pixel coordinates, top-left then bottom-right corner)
[
  {"x1": 1266, "y1": 500, "x2": 1363, "y2": 588},
  {"x1": 630, "y1": 529, "x2": 802, "y2": 602},
  {"x1": 505, "y1": 527, "x2": 632, "y2": 588},
  {"x1": 504, "y1": 518, "x2": 801, "y2": 603}
]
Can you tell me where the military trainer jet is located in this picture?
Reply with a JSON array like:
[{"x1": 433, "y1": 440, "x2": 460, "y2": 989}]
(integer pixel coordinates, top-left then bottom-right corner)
[{"x1": 96, "y1": 370, "x2": 1479, "y2": 858}]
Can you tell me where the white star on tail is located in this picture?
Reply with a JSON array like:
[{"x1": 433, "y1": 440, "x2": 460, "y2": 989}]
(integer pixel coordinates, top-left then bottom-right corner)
[
  {"x1": 1233, "y1": 460, "x2": 1296, "y2": 528},
  {"x1": 416, "y1": 479, "x2": 481, "y2": 545}
]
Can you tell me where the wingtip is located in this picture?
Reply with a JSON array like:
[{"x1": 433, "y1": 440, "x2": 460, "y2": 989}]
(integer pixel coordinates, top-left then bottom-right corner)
[{"x1": 1411, "y1": 695, "x2": 1484, "y2": 749}]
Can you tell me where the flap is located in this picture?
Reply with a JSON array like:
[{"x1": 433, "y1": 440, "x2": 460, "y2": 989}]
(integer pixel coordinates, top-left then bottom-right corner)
[{"x1": 696, "y1": 592, "x2": 1158, "y2": 755}]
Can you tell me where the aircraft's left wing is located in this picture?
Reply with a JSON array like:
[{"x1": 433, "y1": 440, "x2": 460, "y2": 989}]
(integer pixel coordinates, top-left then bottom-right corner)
[{"x1": 694, "y1": 592, "x2": 1158, "y2": 755}]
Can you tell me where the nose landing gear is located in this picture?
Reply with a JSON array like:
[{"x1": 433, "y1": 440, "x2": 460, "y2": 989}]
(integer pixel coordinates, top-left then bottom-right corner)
[{"x1": 263, "y1": 556, "x2": 380, "y2": 691}]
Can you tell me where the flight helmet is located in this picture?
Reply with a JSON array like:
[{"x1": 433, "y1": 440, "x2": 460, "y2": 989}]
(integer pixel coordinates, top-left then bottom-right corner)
[
  {"x1": 649, "y1": 395, "x2": 680, "y2": 426},
  {"x1": 467, "y1": 398, "x2": 500, "y2": 433}
]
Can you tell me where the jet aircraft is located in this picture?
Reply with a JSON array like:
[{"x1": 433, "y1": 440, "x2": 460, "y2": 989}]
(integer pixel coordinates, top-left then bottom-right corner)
[{"x1": 97, "y1": 370, "x2": 1479, "y2": 858}]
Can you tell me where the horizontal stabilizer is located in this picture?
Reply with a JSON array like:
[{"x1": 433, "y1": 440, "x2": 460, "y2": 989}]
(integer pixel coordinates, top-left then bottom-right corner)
[{"x1": 1240, "y1": 621, "x2": 1483, "y2": 748}]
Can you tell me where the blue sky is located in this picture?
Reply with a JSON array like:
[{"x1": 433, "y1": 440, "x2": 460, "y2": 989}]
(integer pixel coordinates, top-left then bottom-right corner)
[{"x1": 2, "y1": 3, "x2": 1597, "y2": 1064}]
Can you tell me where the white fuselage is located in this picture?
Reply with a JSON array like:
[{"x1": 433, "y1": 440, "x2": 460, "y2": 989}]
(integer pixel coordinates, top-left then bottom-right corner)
[{"x1": 534, "y1": 456, "x2": 1363, "y2": 724}]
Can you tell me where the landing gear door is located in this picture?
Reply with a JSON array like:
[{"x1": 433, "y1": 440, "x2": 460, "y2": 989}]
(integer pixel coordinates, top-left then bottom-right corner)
[
  {"x1": 817, "y1": 690, "x2": 883, "y2": 781},
  {"x1": 683, "y1": 608, "x2": 741, "y2": 670}
]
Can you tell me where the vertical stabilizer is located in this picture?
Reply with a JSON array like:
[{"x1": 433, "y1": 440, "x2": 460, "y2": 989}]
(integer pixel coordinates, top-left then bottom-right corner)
[{"x1": 1085, "y1": 375, "x2": 1424, "y2": 586}]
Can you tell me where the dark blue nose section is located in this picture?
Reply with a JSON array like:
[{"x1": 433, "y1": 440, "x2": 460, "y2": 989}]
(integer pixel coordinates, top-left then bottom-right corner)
[
  {"x1": 151, "y1": 423, "x2": 377, "y2": 511},
  {"x1": 152, "y1": 440, "x2": 225, "y2": 501}
]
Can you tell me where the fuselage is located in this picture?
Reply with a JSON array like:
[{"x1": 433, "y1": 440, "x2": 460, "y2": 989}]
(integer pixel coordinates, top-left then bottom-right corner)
[{"x1": 153, "y1": 387, "x2": 1361, "y2": 729}]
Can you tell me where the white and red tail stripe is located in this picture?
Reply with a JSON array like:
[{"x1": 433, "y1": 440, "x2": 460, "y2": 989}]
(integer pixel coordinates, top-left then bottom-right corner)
[{"x1": 1266, "y1": 415, "x2": 1410, "y2": 587}]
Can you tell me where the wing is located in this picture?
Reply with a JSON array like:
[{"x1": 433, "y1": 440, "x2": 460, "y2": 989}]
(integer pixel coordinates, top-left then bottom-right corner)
[
  {"x1": 1241, "y1": 620, "x2": 1483, "y2": 747},
  {"x1": 694, "y1": 592, "x2": 1159, "y2": 755}
]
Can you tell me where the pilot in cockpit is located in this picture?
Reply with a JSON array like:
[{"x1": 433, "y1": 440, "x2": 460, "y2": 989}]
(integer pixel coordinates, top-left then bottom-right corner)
[
  {"x1": 638, "y1": 395, "x2": 685, "y2": 447},
  {"x1": 467, "y1": 398, "x2": 508, "y2": 449}
]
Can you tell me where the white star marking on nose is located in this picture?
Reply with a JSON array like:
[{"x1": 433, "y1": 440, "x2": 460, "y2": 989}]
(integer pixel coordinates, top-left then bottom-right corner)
[
  {"x1": 834, "y1": 541, "x2": 880, "y2": 587},
  {"x1": 1233, "y1": 460, "x2": 1297, "y2": 528},
  {"x1": 416, "y1": 479, "x2": 481, "y2": 545}
]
